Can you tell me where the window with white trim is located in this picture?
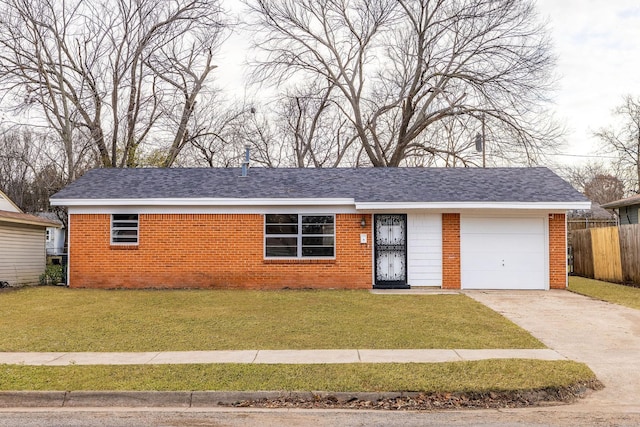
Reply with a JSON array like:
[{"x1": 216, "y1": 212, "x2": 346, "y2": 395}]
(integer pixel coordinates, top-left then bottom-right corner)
[
  {"x1": 45, "y1": 228, "x2": 53, "y2": 242},
  {"x1": 265, "y1": 214, "x2": 335, "y2": 258},
  {"x1": 111, "y1": 214, "x2": 139, "y2": 244}
]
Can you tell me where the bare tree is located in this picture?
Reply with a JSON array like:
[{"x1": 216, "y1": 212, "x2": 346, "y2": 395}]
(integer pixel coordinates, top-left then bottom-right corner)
[
  {"x1": 243, "y1": 0, "x2": 559, "y2": 167},
  {"x1": 404, "y1": 115, "x2": 486, "y2": 167},
  {"x1": 562, "y1": 161, "x2": 628, "y2": 202},
  {"x1": 189, "y1": 83, "x2": 361, "y2": 169},
  {"x1": 583, "y1": 174, "x2": 625, "y2": 206},
  {"x1": 180, "y1": 100, "x2": 287, "y2": 168},
  {"x1": 0, "y1": 130, "x2": 41, "y2": 209},
  {"x1": 276, "y1": 81, "x2": 359, "y2": 167},
  {"x1": 0, "y1": 0, "x2": 226, "y2": 177},
  {"x1": 565, "y1": 163, "x2": 612, "y2": 192},
  {"x1": 0, "y1": 129, "x2": 68, "y2": 213},
  {"x1": 180, "y1": 98, "x2": 253, "y2": 168},
  {"x1": 595, "y1": 96, "x2": 640, "y2": 193},
  {"x1": 242, "y1": 108, "x2": 287, "y2": 168}
]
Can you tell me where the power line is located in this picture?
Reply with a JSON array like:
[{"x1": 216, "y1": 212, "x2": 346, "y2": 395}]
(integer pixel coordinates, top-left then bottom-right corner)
[
  {"x1": 552, "y1": 153, "x2": 618, "y2": 159},
  {"x1": 495, "y1": 149, "x2": 618, "y2": 160}
]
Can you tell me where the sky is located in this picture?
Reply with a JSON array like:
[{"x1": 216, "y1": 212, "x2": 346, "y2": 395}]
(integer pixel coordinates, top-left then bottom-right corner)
[
  {"x1": 535, "y1": 0, "x2": 640, "y2": 166},
  {"x1": 216, "y1": 0, "x2": 640, "y2": 169}
]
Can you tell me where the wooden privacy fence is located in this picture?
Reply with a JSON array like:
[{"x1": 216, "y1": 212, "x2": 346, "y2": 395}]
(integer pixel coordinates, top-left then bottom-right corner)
[
  {"x1": 572, "y1": 225, "x2": 640, "y2": 284},
  {"x1": 567, "y1": 218, "x2": 617, "y2": 243},
  {"x1": 567, "y1": 219, "x2": 617, "y2": 233}
]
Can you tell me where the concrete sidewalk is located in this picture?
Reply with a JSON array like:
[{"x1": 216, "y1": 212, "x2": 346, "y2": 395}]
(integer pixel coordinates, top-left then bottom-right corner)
[{"x1": 0, "y1": 348, "x2": 565, "y2": 365}]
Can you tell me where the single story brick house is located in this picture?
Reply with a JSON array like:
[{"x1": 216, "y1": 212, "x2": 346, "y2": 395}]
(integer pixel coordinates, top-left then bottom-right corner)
[{"x1": 50, "y1": 167, "x2": 589, "y2": 290}]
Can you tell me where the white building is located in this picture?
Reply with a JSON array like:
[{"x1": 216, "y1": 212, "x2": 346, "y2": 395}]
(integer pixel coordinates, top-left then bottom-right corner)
[{"x1": 0, "y1": 190, "x2": 60, "y2": 285}]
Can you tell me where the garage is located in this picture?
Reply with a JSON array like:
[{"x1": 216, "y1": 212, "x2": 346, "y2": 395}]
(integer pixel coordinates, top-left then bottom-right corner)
[{"x1": 460, "y1": 216, "x2": 547, "y2": 290}]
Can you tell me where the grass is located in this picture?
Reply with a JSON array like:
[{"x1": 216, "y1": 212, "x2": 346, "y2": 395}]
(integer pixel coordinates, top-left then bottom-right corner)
[
  {"x1": 0, "y1": 287, "x2": 594, "y2": 394},
  {"x1": 569, "y1": 276, "x2": 640, "y2": 310},
  {"x1": 0, "y1": 360, "x2": 595, "y2": 392},
  {"x1": 0, "y1": 287, "x2": 543, "y2": 351}
]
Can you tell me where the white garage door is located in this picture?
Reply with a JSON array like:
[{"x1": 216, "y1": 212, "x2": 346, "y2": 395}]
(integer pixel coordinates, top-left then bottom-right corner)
[{"x1": 461, "y1": 217, "x2": 546, "y2": 290}]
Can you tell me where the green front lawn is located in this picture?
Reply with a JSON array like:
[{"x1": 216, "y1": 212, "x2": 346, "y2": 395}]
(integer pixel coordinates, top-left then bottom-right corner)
[
  {"x1": 0, "y1": 287, "x2": 543, "y2": 351},
  {"x1": 0, "y1": 360, "x2": 593, "y2": 392},
  {"x1": 569, "y1": 276, "x2": 640, "y2": 310}
]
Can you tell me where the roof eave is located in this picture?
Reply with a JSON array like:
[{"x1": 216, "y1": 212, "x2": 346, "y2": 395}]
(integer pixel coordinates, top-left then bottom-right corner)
[
  {"x1": 601, "y1": 201, "x2": 640, "y2": 209},
  {"x1": 354, "y1": 201, "x2": 592, "y2": 210},
  {"x1": 0, "y1": 216, "x2": 61, "y2": 228},
  {"x1": 51, "y1": 198, "x2": 591, "y2": 211}
]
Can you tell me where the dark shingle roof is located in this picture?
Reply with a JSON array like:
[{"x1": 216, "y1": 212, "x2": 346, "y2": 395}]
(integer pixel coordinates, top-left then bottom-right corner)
[{"x1": 51, "y1": 167, "x2": 587, "y2": 204}]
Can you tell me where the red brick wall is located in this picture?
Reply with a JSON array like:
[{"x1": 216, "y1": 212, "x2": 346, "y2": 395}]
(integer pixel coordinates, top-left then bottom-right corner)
[
  {"x1": 549, "y1": 213, "x2": 567, "y2": 289},
  {"x1": 69, "y1": 213, "x2": 372, "y2": 289},
  {"x1": 442, "y1": 213, "x2": 461, "y2": 289}
]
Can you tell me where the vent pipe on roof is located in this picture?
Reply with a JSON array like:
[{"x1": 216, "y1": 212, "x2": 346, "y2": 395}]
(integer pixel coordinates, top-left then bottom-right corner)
[{"x1": 241, "y1": 144, "x2": 250, "y2": 177}]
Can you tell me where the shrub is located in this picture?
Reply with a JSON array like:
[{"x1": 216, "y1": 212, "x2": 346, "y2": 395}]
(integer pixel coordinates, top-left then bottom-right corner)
[{"x1": 39, "y1": 264, "x2": 64, "y2": 285}]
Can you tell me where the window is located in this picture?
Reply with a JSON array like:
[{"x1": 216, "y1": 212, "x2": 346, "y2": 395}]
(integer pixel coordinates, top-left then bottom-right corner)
[
  {"x1": 111, "y1": 214, "x2": 138, "y2": 245},
  {"x1": 265, "y1": 214, "x2": 334, "y2": 258},
  {"x1": 45, "y1": 228, "x2": 53, "y2": 242}
]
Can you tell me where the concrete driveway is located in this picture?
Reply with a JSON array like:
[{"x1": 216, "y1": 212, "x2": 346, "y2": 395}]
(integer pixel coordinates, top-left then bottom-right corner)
[{"x1": 465, "y1": 290, "x2": 640, "y2": 411}]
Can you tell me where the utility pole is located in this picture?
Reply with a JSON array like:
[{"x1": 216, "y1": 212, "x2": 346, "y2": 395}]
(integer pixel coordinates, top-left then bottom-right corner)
[
  {"x1": 474, "y1": 114, "x2": 487, "y2": 167},
  {"x1": 481, "y1": 114, "x2": 486, "y2": 168}
]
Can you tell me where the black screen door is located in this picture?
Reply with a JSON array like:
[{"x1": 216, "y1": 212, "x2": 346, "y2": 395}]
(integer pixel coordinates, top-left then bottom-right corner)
[{"x1": 374, "y1": 214, "x2": 408, "y2": 289}]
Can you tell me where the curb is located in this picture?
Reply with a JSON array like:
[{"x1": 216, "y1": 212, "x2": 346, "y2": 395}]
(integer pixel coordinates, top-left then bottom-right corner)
[{"x1": 0, "y1": 391, "x2": 417, "y2": 408}]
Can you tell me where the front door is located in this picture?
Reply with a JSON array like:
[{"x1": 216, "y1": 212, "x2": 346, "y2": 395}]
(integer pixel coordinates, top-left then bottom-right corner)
[{"x1": 374, "y1": 214, "x2": 408, "y2": 289}]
